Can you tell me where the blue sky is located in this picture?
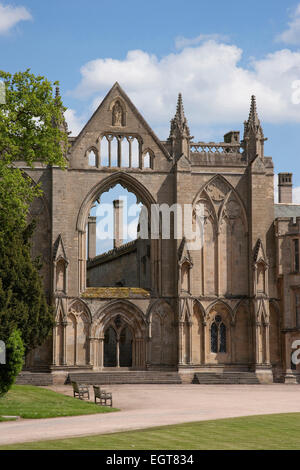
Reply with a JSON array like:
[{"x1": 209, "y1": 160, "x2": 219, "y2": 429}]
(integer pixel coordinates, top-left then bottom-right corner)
[{"x1": 1, "y1": 0, "x2": 300, "y2": 193}]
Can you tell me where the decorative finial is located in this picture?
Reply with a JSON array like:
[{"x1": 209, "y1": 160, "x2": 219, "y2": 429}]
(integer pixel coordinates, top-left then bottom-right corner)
[
  {"x1": 169, "y1": 92, "x2": 190, "y2": 138},
  {"x1": 248, "y1": 95, "x2": 259, "y2": 125},
  {"x1": 175, "y1": 93, "x2": 185, "y2": 122},
  {"x1": 55, "y1": 86, "x2": 60, "y2": 98},
  {"x1": 243, "y1": 94, "x2": 266, "y2": 161}
]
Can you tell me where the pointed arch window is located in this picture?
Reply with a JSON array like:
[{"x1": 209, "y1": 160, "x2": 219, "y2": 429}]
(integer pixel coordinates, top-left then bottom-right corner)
[
  {"x1": 99, "y1": 134, "x2": 141, "y2": 168},
  {"x1": 143, "y1": 150, "x2": 154, "y2": 169},
  {"x1": 220, "y1": 323, "x2": 226, "y2": 353},
  {"x1": 87, "y1": 149, "x2": 97, "y2": 167},
  {"x1": 210, "y1": 315, "x2": 226, "y2": 353},
  {"x1": 211, "y1": 322, "x2": 218, "y2": 353}
]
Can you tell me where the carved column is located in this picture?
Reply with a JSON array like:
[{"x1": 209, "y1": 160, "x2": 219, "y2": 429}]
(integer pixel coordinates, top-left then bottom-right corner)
[
  {"x1": 178, "y1": 321, "x2": 184, "y2": 365},
  {"x1": 89, "y1": 338, "x2": 96, "y2": 367},
  {"x1": 255, "y1": 322, "x2": 261, "y2": 364},
  {"x1": 99, "y1": 337, "x2": 104, "y2": 368},
  {"x1": 202, "y1": 322, "x2": 207, "y2": 364},
  {"x1": 231, "y1": 322, "x2": 236, "y2": 363},
  {"x1": 52, "y1": 326, "x2": 57, "y2": 366},
  {"x1": 116, "y1": 340, "x2": 120, "y2": 368},
  {"x1": 264, "y1": 322, "x2": 270, "y2": 364},
  {"x1": 74, "y1": 321, "x2": 78, "y2": 366},
  {"x1": 62, "y1": 321, "x2": 67, "y2": 366},
  {"x1": 146, "y1": 321, "x2": 151, "y2": 367},
  {"x1": 216, "y1": 230, "x2": 220, "y2": 297},
  {"x1": 135, "y1": 338, "x2": 144, "y2": 368},
  {"x1": 188, "y1": 321, "x2": 193, "y2": 364}
]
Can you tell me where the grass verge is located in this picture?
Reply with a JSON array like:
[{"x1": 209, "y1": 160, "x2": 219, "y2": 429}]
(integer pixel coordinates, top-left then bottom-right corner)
[
  {"x1": 1, "y1": 413, "x2": 300, "y2": 450},
  {"x1": 0, "y1": 385, "x2": 118, "y2": 419}
]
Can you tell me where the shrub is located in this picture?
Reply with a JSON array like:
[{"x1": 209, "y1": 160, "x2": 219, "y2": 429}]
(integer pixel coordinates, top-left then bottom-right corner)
[{"x1": 0, "y1": 329, "x2": 24, "y2": 397}]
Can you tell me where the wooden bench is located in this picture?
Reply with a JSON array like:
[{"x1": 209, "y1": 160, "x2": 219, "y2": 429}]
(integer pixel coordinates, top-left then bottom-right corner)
[
  {"x1": 71, "y1": 381, "x2": 90, "y2": 400},
  {"x1": 93, "y1": 385, "x2": 113, "y2": 407}
]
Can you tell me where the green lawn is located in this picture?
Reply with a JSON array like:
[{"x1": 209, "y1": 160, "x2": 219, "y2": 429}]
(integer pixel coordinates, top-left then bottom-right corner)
[
  {"x1": 0, "y1": 385, "x2": 118, "y2": 419},
  {"x1": 1, "y1": 413, "x2": 300, "y2": 450}
]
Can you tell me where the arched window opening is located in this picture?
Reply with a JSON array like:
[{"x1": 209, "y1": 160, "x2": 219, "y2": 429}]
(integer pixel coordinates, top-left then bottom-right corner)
[
  {"x1": 86, "y1": 184, "x2": 150, "y2": 289},
  {"x1": 99, "y1": 134, "x2": 141, "y2": 168},
  {"x1": 220, "y1": 322, "x2": 226, "y2": 353},
  {"x1": 210, "y1": 315, "x2": 227, "y2": 353},
  {"x1": 121, "y1": 137, "x2": 130, "y2": 167},
  {"x1": 144, "y1": 151, "x2": 151, "y2": 169},
  {"x1": 88, "y1": 149, "x2": 97, "y2": 167},
  {"x1": 110, "y1": 137, "x2": 118, "y2": 167},
  {"x1": 211, "y1": 323, "x2": 218, "y2": 353},
  {"x1": 100, "y1": 136, "x2": 109, "y2": 166},
  {"x1": 131, "y1": 138, "x2": 139, "y2": 168}
]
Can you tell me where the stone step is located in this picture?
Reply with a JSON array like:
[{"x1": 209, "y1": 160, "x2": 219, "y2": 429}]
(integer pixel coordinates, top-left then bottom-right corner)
[
  {"x1": 69, "y1": 371, "x2": 182, "y2": 385},
  {"x1": 193, "y1": 372, "x2": 260, "y2": 385},
  {"x1": 16, "y1": 372, "x2": 53, "y2": 386}
]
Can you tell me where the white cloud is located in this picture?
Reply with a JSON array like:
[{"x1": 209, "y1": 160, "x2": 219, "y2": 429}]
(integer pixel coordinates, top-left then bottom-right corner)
[
  {"x1": 276, "y1": 4, "x2": 300, "y2": 45},
  {"x1": 71, "y1": 40, "x2": 300, "y2": 140},
  {"x1": 175, "y1": 33, "x2": 229, "y2": 49},
  {"x1": 0, "y1": 3, "x2": 32, "y2": 34},
  {"x1": 64, "y1": 108, "x2": 85, "y2": 136}
]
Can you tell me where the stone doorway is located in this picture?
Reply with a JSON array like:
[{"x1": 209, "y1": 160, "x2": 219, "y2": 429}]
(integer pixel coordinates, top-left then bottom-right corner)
[
  {"x1": 120, "y1": 326, "x2": 133, "y2": 367},
  {"x1": 103, "y1": 320, "x2": 133, "y2": 368},
  {"x1": 104, "y1": 327, "x2": 117, "y2": 367}
]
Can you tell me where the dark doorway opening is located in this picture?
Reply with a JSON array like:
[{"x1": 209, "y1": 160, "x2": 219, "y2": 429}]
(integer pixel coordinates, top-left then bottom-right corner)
[
  {"x1": 104, "y1": 327, "x2": 117, "y2": 367},
  {"x1": 119, "y1": 326, "x2": 133, "y2": 367}
]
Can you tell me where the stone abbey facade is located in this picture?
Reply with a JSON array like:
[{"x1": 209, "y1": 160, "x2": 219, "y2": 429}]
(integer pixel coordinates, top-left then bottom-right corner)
[{"x1": 20, "y1": 83, "x2": 300, "y2": 384}]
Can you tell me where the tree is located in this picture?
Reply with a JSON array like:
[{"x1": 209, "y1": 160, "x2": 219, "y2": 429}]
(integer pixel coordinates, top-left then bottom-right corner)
[
  {"x1": 0, "y1": 69, "x2": 68, "y2": 235},
  {"x1": 0, "y1": 70, "x2": 67, "y2": 354},
  {"x1": 0, "y1": 223, "x2": 54, "y2": 354},
  {"x1": 0, "y1": 329, "x2": 24, "y2": 397}
]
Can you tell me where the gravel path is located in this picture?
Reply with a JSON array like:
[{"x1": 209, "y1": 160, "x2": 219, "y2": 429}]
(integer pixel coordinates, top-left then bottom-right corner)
[{"x1": 1, "y1": 384, "x2": 300, "y2": 445}]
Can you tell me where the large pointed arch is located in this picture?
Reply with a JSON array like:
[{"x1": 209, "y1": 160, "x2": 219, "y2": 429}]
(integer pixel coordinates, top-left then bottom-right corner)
[
  {"x1": 68, "y1": 297, "x2": 92, "y2": 324},
  {"x1": 206, "y1": 299, "x2": 234, "y2": 323},
  {"x1": 92, "y1": 299, "x2": 147, "y2": 338},
  {"x1": 146, "y1": 298, "x2": 177, "y2": 366},
  {"x1": 76, "y1": 172, "x2": 160, "y2": 294},
  {"x1": 192, "y1": 174, "x2": 248, "y2": 232},
  {"x1": 193, "y1": 299, "x2": 206, "y2": 323},
  {"x1": 77, "y1": 171, "x2": 157, "y2": 232}
]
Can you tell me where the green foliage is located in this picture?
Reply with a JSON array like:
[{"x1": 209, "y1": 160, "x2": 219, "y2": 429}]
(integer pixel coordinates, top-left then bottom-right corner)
[
  {"x1": 0, "y1": 69, "x2": 68, "y2": 234},
  {"x1": 3, "y1": 413, "x2": 300, "y2": 450},
  {"x1": 0, "y1": 385, "x2": 117, "y2": 418},
  {"x1": 0, "y1": 330, "x2": 24, "y2": 397},
  {"x1": 0, "y1": 69, "x2": 68, "y2": 166},
  {"x1": 0, "y1": 225, "x2": 54, "y2": 354},
  {"x1": 0, "y1": 69, "x2": 65, "y2": 355}
]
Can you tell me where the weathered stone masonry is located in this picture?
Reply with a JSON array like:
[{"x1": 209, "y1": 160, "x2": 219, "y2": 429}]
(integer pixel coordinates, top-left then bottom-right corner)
[{"x1": 20, "y1": 83, "x2": 300, "y2": 384}]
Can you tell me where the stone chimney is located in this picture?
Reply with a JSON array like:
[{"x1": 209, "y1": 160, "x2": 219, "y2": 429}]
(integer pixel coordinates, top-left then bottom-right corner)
[
  {"x1": 88, "y1": 216, "x2": 96, "y2": 259},
  {"x1": 278, "y1": 173, "x2": 293, "y2": 203},
  {"x1": 113, "y1": 200, "x2": 123, "y2": 248}
]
